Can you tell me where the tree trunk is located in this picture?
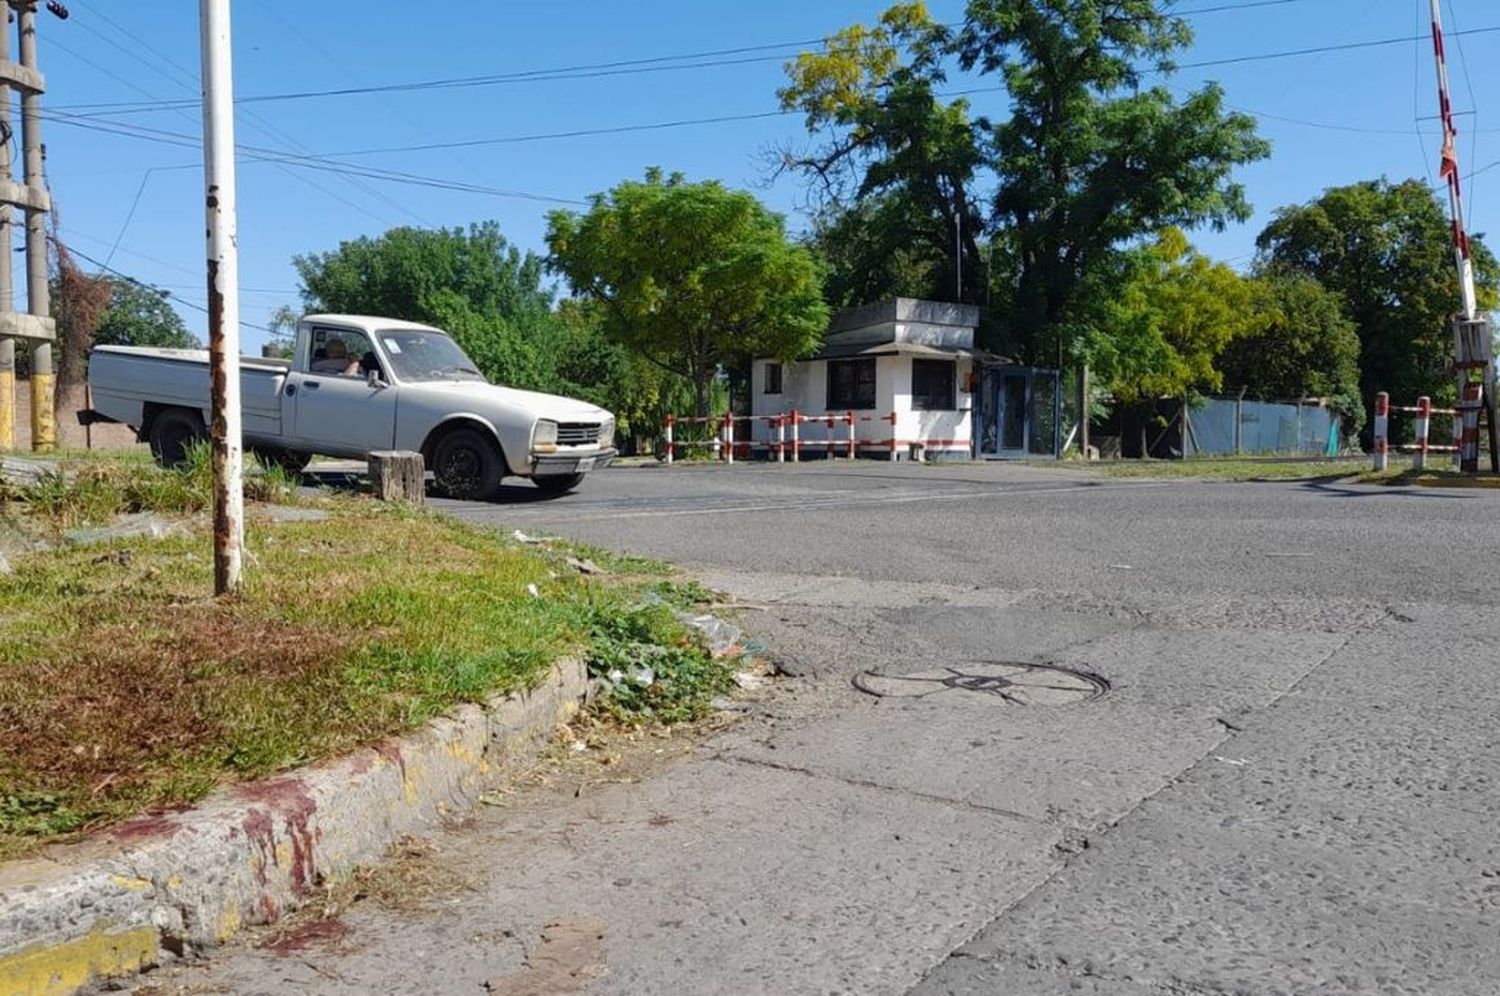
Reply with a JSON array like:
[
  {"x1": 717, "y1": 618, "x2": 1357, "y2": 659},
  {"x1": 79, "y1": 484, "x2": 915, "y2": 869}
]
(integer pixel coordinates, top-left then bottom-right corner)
[{"x1": 695, "y1": 377, "x2": 711, "y2": 420}]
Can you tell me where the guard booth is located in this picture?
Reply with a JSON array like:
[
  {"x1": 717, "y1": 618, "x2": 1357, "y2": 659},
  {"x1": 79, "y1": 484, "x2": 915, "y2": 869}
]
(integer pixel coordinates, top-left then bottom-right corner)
[{"x1": 975, "y1": 365, "x2": 1061, "y2": 459}]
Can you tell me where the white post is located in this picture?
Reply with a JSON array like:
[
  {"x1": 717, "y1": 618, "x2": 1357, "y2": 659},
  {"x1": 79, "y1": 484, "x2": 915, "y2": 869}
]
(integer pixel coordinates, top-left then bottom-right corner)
[
  {"x1": 775, "y1": 415, "x2": 784, "y2": 463},
  {"x1": 790, "y1": 410, "x2": 800, "y2": 463},
  {"x1": 1372, "y1": 392, "x2": 1389, "y2": 472},
  {"x1": 724, "y1": 410, "x2": 734, "y2": 465},
  {"x1": 664, "y1": 415, "x2": 674, "y2": 466},
  {"x1": 200, "y1": 0, "x2": 244, "y2": 596},
  {"x1": 847, "y1": 410, "x2": 856, "y2": 459},
  {"x1": 1414, "y1": 396, "x2": 1431, "y2": 471}
]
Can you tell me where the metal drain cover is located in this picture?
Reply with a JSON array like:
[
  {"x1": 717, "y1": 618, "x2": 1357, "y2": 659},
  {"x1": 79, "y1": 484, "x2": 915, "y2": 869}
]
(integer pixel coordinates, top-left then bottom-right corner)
[{"x1": 853, "y1": 661, "x2": 1107, "y2": 706}]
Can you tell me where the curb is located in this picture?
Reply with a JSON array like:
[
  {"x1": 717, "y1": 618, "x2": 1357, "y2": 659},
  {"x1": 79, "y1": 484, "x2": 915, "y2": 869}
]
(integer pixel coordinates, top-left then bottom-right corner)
[{"x1": 0, "y1": 660, "x2": 588, "y2": 996}]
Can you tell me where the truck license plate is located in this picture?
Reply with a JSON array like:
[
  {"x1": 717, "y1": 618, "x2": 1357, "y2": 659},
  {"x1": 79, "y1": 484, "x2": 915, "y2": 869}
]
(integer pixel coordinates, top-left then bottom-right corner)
[{"x1": 576, "y1": 457, "x2": 596, "y2": 472}]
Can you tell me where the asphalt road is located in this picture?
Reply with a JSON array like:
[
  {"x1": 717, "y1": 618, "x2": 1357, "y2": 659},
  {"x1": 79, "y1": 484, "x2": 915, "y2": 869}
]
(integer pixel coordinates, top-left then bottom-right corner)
[{"x1": 146, "y1": 461, "x2": 1500, "y2": 995}]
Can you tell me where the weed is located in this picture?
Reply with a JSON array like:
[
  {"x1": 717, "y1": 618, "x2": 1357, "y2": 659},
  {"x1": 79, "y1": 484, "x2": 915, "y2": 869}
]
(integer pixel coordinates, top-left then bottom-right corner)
[{"x1": 584, "y1": 602, "x2": 732, "y2": 725}]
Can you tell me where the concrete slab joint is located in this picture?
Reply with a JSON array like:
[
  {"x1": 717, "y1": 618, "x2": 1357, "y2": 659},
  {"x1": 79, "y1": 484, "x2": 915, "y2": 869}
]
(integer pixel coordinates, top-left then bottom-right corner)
[{"x1": 0, "y1": 659, "x2": 588, "y2": 996}]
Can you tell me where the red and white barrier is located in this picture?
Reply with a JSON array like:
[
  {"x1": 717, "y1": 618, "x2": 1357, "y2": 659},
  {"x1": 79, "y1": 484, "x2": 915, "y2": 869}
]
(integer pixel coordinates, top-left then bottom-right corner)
[
  {"x1": 664, "y1": 409, "x2": 959, "y2": 465},
  {"x1": 1372, "y1": 391, "x2": 1461, "y2": 471}
]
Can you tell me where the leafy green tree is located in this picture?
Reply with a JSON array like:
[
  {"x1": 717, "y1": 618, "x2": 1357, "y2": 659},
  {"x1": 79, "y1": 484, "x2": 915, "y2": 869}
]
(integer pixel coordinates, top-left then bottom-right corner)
[
  {"x1": 546, "y1": 169, "x2": 829, "y2": 417},
  {"x1": 1218, "y1": 272, "x2": 1365, "y2": 429},
  {"x1": 545, "y1": 299, "x2": 670, "y2": 451},
  {"x1": 292, "y1": 223, "x2": 556, "y2": 387},
  {"x1": 1255, "y1": 178, "x2": 1498, "y2": 408},
  {"x1": 779, "y1": 3, "x2": 984, "y2": 305},
  {"x1": 780, "y1": 0, "x2": 1269, "y2": 367},
  {"x1": 94, "y1": 280, "x2": 198, "y2": 351},
  {"x1": 1094, "y1": 228, "x2": 1257, "y2": 402}
]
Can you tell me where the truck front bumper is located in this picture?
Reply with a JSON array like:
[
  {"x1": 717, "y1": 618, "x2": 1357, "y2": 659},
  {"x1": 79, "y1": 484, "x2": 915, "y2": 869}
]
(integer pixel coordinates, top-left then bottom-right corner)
[{"x1": 531, "y1": 448, "x2": 616, "y2": 477}]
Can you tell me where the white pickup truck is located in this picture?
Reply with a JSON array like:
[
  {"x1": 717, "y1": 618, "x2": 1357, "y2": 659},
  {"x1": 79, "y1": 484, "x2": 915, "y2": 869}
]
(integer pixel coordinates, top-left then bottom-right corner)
[{"x1": 83, "y1": 314, "x2": 616, "y2": 500}]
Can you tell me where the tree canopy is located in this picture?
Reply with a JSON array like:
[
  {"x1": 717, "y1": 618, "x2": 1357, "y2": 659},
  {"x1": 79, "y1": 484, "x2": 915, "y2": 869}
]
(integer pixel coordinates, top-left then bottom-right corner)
[
  {"x1": 94, "y1": 281, "x2": 198, "y2": 351},
  {"x1": 779, "y1": 0, "x2": 1269, "y2": 366},
  {"x1": 1094, "y1": 228, "x2": 1257, "y2": 403},
  {"x1": 1219, "y1": 272, "x2": 1364, "y2": 427},
  {"x1": 1255, "y1": 178, "x2": 1498, "y2": 408},
  {"x1": 546, "y1": 169, "x2": 828, "y2": 416},
  {"x1": 292, "y1": 223, "x2": 556, "y2": 388}
]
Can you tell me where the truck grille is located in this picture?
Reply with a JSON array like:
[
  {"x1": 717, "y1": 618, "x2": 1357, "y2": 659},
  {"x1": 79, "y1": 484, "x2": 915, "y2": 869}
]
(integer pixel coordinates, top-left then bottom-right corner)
[{"x1": 556, "y1": 422, "x2": 602, "y2": 446}]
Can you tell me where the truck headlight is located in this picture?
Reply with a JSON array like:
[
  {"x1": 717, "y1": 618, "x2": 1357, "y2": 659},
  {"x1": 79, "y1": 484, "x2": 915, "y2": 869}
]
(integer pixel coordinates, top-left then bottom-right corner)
[
  {"x1": 532, "y1": 419, "x2": 558, "y2": 454},
  {"x1": 600, "y1": 416, "x2": 615, "y2": 445}
]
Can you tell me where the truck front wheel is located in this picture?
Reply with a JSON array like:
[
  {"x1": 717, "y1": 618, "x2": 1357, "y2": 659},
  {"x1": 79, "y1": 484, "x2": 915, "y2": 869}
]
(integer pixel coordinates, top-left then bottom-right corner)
[
  {"x1": 148, "y1": 407, "x2": 207, "y2": 469},
  {"x1": 430, "y1": 427, "x2": 505, "y2": 501}
]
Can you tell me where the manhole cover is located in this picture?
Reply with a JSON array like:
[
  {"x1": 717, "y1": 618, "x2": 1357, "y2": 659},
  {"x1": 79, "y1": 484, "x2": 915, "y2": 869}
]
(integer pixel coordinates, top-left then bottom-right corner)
[{"x1": 853, "y1": 661, "x2": 1108, "y2": 706}]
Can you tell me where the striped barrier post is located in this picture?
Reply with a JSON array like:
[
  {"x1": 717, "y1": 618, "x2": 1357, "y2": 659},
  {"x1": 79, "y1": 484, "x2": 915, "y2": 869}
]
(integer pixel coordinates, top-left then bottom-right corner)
[
  {"x1": 775, "y1": 415, "x2": 785, "y2": 463},
  {"x1": 790, "y1": 409, "x2": 800, "y2": 463},
  {"x1": 1414, "y1": 395, "x2": 1431, "y2": 470},
  {"x1": 888, "y1": 411, "x2": 898, "y2": 462},
  {"x1": 847, "y1": 409, "x2": 857, "y2": 459},
  {"x1": 1461, "y1": 383, "x2": 1481, "y2": 473},
  {"x1": 664, "y1": 414, "x2": 675, "y2": 466},
  {"x1": 1372, "y1": 392, "x2": 1389, "y2": 471},
  {"x1": 723, "y1": 410, "x2": 734, "y2": 465}
]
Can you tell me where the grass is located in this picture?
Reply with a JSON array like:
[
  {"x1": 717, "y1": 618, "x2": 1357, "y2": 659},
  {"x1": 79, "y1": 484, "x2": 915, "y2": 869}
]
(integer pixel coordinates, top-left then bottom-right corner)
[
  {"x1": 1081, "y1": 456, "x2": 1375, "y2": 481},
  {"x1": 0, "y1": 464, "x2": 729, "y2": 858},
  {"x1": 0, "y1": 442, "x2": 303, "y2": 536}
]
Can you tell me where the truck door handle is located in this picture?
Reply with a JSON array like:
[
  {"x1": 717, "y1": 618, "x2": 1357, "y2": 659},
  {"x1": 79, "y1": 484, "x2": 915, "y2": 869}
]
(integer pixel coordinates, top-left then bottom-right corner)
[{"x1": 304, "y1": 381, "x2": 320, "y2": 390}]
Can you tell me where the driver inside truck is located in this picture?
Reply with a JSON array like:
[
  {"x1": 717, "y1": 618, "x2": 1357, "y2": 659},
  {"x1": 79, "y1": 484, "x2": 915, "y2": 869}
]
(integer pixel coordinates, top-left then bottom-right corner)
[{"x1": 310, "y1": 337, "x2": 361, "y2": 376}]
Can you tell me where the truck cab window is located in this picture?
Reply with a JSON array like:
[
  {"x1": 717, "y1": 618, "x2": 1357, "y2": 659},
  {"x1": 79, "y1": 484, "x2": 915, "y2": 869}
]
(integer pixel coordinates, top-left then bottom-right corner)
[{"x1": 309, "y1": 330, "x2": 374, "y2": 377}]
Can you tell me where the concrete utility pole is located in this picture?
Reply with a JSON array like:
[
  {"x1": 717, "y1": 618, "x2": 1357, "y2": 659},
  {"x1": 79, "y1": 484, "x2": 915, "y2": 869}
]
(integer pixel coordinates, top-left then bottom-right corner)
[
  {"x1": 199, "y1": 0, "x2": 244, "y2": 595},
  {"x1": 0, "y1": 15, "x2": 14, "y2": 451},
  {"x1": 0, "y1": 2, "x2": 57, "y2": 451}
]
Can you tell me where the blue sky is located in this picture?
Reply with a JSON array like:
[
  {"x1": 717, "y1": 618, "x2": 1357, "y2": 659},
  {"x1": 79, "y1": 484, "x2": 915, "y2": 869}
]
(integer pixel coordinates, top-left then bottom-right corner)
[{"x1": 35, "y1": 0, "x2": 1500, "y2": 350}]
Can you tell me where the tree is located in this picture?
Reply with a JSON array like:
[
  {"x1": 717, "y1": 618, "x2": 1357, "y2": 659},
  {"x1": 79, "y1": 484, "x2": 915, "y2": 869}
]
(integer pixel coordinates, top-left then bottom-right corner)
[
  {"x1": 778, "y1": 3, "x2": 985, "y2": 305},
  {"x1": 546, "y1": 169, "x2": 829, "y2": 417},
  {"x1": 1255, "y1": 178, "x2": 1499, "y2": 408},
  {"x1": 292, "y1": 223, "x2": 556, "y2": 388},
  {"x1": 93, "y1": 280, "x2": 198, "y2": 350},
  {"x1": 1094, "y1": 228, "x2": 1257, "y2": 403},
  {"x1": 779, "y1": 1, "x2": 1269, "y2": 367},
  {"x1": 1218, "y1": 272, "x2": 1364, "y2": 429}
]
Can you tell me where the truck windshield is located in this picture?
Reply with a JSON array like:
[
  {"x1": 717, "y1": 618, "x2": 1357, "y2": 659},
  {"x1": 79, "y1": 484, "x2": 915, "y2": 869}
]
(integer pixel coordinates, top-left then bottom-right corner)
[{"x1": 376, "y1": 329, "x2": 486, "y2": 383}]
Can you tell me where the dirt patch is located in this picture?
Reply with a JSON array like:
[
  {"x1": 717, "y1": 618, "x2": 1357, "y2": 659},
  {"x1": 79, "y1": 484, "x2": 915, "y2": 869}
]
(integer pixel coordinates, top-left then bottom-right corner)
[
  {"x1": 484, "y1": 917, "x2": 608, "y2": 996},
  {"x1": 256, "y1": 917, "x2": 352, "y2": 957}
]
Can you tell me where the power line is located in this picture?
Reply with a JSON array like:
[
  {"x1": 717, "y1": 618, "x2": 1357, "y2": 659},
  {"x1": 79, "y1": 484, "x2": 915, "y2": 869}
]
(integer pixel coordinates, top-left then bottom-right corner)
[
  {"x1": 46, "y1": 111, "x2": 587, "y2": 204},
  {"x1": 50, "y1": 1, "x2": 1319, "y2": 117},
  {"x1": 55, "y1": 236, "x2": 275, "y2": 334},
  {"x1": 1173, "y1": 25, "x2": 1500, "y2": 71}
]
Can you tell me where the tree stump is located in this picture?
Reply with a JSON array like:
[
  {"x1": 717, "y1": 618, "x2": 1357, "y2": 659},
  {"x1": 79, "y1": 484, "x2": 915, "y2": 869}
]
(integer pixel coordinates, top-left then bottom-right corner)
[{"x1": 368, "y1": 450, "x2": 425, "y2": 504}]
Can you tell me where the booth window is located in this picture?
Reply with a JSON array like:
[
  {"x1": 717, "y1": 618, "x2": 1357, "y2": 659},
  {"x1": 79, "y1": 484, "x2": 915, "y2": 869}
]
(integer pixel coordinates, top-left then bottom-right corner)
[
  {"x1": 911, "y1": 359, "x2": 956, "y2": 411},
  {"x1": 763, "y1": 362, "x2": 783, "y2": 395},
  {"x1": 827, "y1": 358, "x2": 876, "y2": 410}
]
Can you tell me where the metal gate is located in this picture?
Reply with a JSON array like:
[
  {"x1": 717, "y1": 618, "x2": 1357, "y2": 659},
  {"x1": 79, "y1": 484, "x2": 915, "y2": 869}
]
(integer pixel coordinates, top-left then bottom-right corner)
[{"x1": 976, "y1": 366, "x2": 1060, "y2": 459}]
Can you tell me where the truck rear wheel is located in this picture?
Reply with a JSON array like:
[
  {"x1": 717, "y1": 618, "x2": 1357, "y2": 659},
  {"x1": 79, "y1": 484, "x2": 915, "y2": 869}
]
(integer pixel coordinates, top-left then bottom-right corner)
[
  {"x1": 148, "y1": 407, "x2": 207, "y2": 469},
  {"x1": 430, "y1": 427, "x2": 505, "y2": 501}
]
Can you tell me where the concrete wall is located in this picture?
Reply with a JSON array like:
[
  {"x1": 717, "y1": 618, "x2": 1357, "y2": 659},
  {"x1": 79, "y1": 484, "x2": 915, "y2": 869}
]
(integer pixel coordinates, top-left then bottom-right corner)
[{"x1": 9, "y1": 380, "x2": 140, "y2": 453}]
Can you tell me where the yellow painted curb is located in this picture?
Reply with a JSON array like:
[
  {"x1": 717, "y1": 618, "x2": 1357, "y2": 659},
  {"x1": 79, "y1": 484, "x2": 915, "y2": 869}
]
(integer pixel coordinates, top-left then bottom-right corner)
[{"x1": 0, "y1": 927, "x2": 157, "y2": 996}]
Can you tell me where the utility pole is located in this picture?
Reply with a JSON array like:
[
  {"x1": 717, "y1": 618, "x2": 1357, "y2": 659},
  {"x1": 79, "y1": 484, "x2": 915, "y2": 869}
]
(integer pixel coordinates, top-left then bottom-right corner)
[
  {"x1": 199, "y1": 0, "x2": 244, "y2": 595},
  {"x1": 0, "y1": 13, "x2": 14, "y2": 451},
  {"x1": 1428, "y1": 0, "x2": 1497, "y2": 473},
  {"x1": 0, "y1": 2, "x2": 56, "y2": 451}
]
